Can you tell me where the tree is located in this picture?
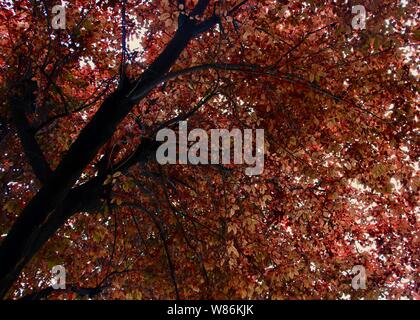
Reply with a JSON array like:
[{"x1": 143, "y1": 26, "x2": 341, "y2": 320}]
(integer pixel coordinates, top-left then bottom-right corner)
[{"x1": 0, "y1": 0, "x2": 418, "y2": 300}]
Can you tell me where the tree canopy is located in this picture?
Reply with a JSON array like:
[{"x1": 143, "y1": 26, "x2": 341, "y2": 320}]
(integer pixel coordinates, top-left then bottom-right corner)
[{"x1": 0, "y1": 0, "x2": 418, "y2": 300}]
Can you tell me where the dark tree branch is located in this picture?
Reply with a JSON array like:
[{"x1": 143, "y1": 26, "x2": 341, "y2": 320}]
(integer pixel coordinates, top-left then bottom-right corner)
[
  {"x1": 122, "y1": 202, "x2": 180, "y2": 300},
  {"x1": 120, "y1": 0, "x2": 128, "y2": 81},
  {"x1": 8, "y1": 79, "x2": 52, "y2": 184},
  {"x1": 19, "y1": 267, "x2": 133, "y2": 300},
  {"x1": 191, "y1": 0, "x2": 211, "y2": 16},
  {"x1": 35, "y1": 76, "x2": 117, "y2": 133},
  {"x1": 19, "y1": 283, "x2": 107, "y2": 300},
  {"x1": 149, "y1": 62, "x2": 386, "y2": 121},
  {"x1": 159, "y1": 171, "x2": 211, "y2": 292}
]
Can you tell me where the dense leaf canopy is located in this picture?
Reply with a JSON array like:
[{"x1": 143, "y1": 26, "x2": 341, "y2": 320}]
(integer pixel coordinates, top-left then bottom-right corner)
[{"x1": 0, "y1": 0, "x2": 418, "y2": 299}]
